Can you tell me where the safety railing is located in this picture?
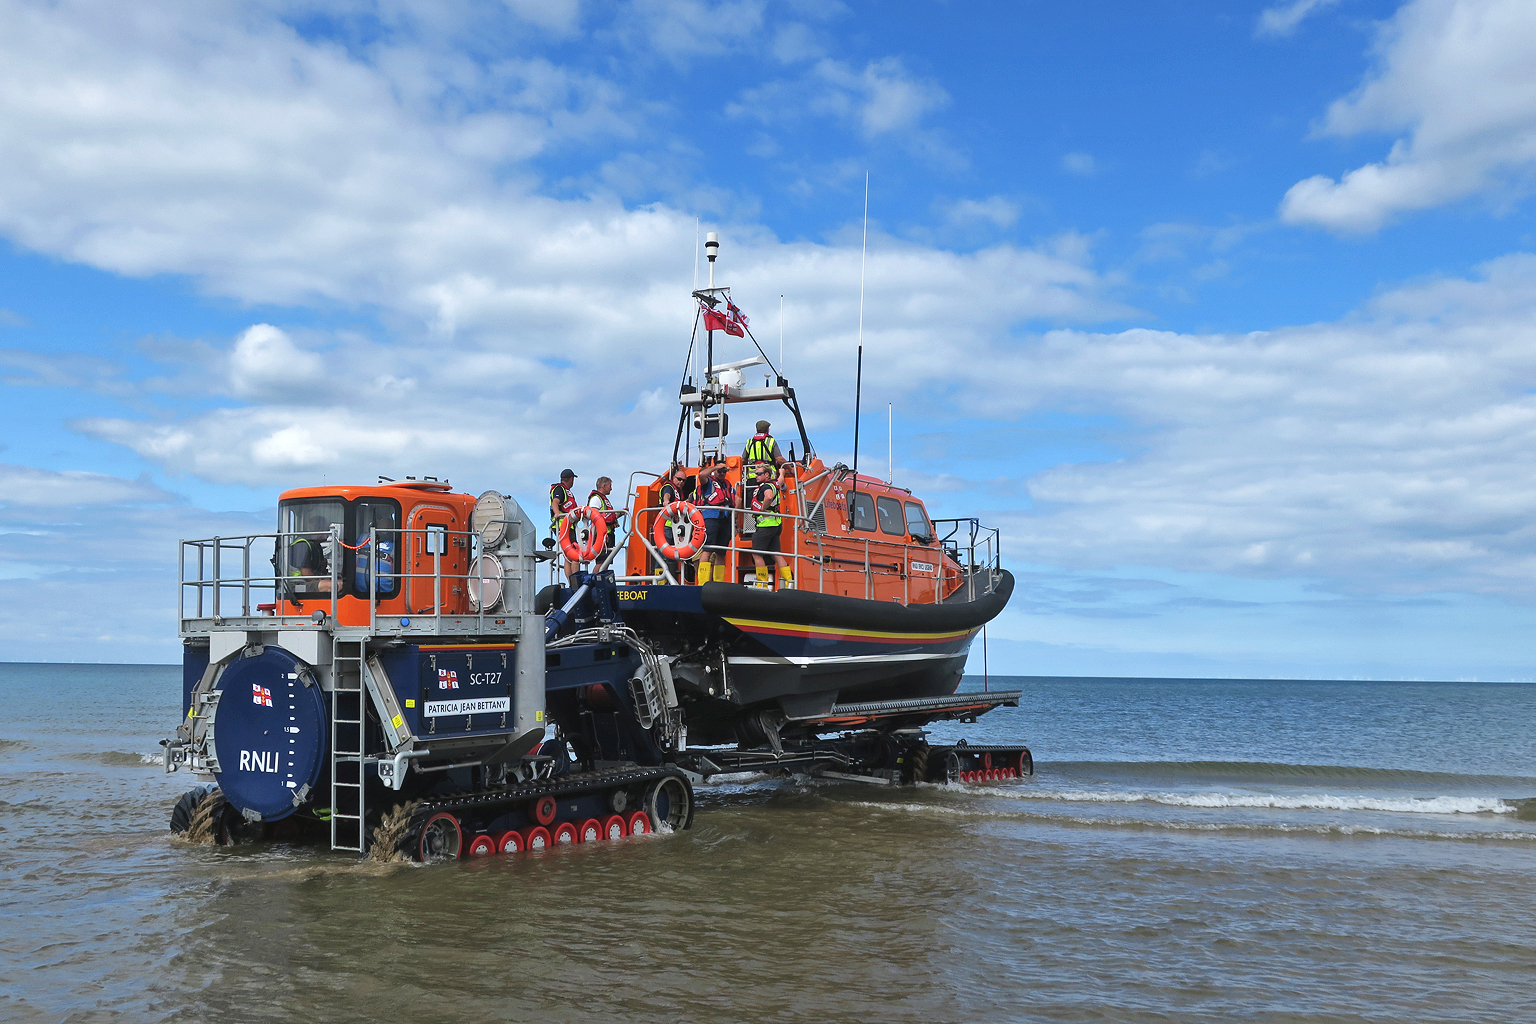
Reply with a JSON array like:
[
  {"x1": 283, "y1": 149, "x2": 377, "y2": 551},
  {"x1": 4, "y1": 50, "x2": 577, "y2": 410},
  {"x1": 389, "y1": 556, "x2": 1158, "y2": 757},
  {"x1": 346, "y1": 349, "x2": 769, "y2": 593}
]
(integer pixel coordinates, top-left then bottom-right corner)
[
  {"x1": 931, "y1": 518, "x2": 1002, "y2": 602},
  {"x1": 178, "y1": 523, "x2": 539, "y2": 636},
  {"x1": 619, "y1": 467, "x2": 1002, "y2": 606}
]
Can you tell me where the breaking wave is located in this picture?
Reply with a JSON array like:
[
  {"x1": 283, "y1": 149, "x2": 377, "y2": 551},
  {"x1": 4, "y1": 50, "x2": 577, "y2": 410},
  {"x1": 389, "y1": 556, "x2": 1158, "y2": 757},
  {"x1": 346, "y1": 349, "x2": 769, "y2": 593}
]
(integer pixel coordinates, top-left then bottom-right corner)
[
  {"x1": 1044, "y1": 760, "x2": 1536, "y2": 788},
  {"x1": 850, "y1": 799, "x2": 1536, "y2": 841},
  {"x1": 997, "y1": 787, "x2": 1519, "y2": 815},
  {"x1": 75, "y1": 750, "x2": 164, "y2": 767}
]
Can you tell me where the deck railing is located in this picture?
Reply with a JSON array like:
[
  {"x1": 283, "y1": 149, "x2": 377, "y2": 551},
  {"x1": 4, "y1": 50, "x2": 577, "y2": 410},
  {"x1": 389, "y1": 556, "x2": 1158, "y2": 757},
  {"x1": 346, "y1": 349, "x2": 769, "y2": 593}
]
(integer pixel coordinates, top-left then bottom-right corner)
[{"x1": 606, "y1": 466, "x2": 1004, "y2": 605}]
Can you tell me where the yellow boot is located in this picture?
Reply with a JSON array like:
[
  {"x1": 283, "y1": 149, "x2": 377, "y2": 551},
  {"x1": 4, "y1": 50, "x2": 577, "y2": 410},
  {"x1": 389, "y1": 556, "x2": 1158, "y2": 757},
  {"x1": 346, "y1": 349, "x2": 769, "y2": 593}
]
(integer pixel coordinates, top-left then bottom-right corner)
[
  {"x1": 699, "y1": 561, "x2": 713, "y2": 584},
  {"x1": 778, "y1": 565, "x2": 794, "y2": 590},
  {"x1": 754, "y1": 566, "x2": 771, "y2": 589}
]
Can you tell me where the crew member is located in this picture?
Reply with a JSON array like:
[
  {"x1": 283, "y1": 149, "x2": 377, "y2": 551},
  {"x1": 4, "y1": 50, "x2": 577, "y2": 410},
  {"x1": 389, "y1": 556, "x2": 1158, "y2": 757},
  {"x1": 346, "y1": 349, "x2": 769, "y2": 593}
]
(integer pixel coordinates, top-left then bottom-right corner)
[
  {"x1": 749, "y1": 479, "x2": 792, "y2": 589},
  {"x1": 695, "y1": 458, "x2": 735, "y2": 584},
  {"x1": 550, "y1": 469, "x2": 579, "y2": 585},
  {"x1": 587, "y1": 476, "x2": 625, "y2": 562},
  {"x1": 288, "y1": 513, "x2": 335, "y2": 595},
  {"x1": 657, "y1": 463, "x2": 696, "y2": 583},
  {"x1": 658, "y1": 462, "x2": 695, "y2": 507},
  {"x1": 742, "y1": 420, "x2": 787, "y2": 487}
]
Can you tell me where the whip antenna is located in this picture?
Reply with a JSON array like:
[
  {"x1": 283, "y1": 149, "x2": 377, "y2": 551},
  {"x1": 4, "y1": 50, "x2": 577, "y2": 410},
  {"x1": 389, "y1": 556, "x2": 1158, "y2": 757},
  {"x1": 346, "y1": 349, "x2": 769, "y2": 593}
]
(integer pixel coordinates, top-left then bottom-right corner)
[{"x1": 852, "y1": 172, "x2": 868, "y2": 497}]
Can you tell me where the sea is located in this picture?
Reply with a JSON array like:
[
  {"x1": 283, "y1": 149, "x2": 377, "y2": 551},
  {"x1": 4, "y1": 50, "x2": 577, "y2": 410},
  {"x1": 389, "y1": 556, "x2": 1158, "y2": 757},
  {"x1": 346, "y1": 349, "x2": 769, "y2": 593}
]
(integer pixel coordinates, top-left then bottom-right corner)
[{"x1": 2, "y1": 663, "x2": 1534, "y2": 1024}]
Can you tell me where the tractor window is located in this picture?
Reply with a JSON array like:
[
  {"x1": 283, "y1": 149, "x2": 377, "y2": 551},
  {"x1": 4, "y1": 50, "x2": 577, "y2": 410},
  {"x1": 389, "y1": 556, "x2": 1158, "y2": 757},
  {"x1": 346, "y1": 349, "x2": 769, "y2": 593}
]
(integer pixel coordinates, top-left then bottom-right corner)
[
  {"x1": 849, "y1": 492, "x2": 876, "y2": 532},
  {"x1": 277, "y1": 499, "x2": 344, "y2": 595},
  {"x1": 353, "y1": 500, "x2": 401, "y2": 597},
  {"x1": 876, "y1": 496, "x2": 905, "y2": 536},
  {"x1": 904, "y1": 501, "x2": 933, "y2": 542}
]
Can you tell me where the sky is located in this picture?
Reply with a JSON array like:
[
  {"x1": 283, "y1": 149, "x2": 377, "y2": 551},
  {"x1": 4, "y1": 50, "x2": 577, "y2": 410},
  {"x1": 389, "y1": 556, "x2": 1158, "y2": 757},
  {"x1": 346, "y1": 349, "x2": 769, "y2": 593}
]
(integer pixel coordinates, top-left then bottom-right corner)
[{"x1": 2, "y1": 0, "x2": 1536, "y2": 678}]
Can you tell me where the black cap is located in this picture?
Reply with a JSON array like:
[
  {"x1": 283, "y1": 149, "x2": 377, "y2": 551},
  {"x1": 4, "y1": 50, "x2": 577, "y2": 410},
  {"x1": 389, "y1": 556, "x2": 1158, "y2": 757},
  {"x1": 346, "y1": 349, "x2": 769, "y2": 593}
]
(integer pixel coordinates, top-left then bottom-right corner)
[{"x1": 560, "y1": 469, "x2": 576, "y2": 480}]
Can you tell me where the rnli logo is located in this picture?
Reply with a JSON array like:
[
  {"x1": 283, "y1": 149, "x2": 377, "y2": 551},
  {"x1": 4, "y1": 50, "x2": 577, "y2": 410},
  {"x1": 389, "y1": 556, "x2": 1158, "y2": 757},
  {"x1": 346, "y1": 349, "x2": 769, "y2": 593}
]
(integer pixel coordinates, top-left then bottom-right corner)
[
  {"x1": 239, "y1": 749, "x2": 281, "y2": 773},
  {"x1": 438, "y1": 668, "x2": 460, "y2": 689},
  {"x1": 251, "y1": 684, "x2": 272, "y2": 707}
]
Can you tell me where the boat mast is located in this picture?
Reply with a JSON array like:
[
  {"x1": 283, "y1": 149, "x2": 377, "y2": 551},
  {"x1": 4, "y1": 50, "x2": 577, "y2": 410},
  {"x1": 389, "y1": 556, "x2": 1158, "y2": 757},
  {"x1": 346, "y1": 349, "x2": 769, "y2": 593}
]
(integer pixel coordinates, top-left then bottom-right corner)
[{"x1": 703, "y1": 231, "x2": 718, "y2": 465}]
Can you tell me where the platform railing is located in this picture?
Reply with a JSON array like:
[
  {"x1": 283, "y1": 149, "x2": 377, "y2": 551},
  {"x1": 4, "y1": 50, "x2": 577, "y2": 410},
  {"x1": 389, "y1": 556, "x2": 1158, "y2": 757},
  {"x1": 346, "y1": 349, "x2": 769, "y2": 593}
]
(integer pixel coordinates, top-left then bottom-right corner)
[{"x1": 178, "y1": 523, "x2": 537, "y2": 636}]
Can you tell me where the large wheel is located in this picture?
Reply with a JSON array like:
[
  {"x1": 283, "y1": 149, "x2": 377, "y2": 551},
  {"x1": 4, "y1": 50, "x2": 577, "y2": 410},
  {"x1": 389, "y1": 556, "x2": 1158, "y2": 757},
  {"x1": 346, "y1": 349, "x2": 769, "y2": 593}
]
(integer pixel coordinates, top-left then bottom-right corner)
[
  {"x1": 416, "y1": 812, "x2": 463, "y2": 862},
  {"x1": 183, "y1": 788, "x2": 230, "y2": 844},
  {"x1": 937, "y1": 751, "x2": 961, "y2": 785},
  {"x1": 905, "y1": 743, "x2": 930, "y2": 785},
  {"x1": 169, "y1": 786, "x2": 214, "y2": 833},
  {"x1": 643, "y1": 774, "x2": 693, "y2": 832}
]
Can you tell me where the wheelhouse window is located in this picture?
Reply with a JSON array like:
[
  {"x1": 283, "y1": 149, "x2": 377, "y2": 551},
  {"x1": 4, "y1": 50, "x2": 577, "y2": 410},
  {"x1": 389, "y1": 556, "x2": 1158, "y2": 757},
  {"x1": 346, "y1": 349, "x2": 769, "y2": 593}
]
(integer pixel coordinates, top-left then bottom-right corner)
[
  {"x1": 849, "y1": 492, "x2": 876, "y2": 532},
  {"x1": 876, "y1": 496, "x2": 906, "y2": 536},
  {"x1": 904, "y1": 501, "x2": 933, "y2": 542}
]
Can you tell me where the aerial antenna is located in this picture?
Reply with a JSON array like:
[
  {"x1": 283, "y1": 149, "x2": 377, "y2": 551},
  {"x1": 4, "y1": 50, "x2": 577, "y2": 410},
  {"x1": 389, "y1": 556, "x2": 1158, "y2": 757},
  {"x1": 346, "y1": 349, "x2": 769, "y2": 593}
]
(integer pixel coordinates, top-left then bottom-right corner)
[
  {"x1": 851, "y1": 172, "x2": 869, "y2": 500},
  {"x1": 888, "y1": 402, "x2": 893, "y2": 485},
  {"x1": 779, "y1": 294, "x2": 784, "y2": 375}
]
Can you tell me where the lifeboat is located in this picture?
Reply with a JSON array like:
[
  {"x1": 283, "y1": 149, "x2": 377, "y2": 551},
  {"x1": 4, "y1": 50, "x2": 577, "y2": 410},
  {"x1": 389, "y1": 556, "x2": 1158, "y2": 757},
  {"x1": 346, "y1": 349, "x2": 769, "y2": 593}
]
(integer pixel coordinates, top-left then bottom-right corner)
[{"x1": 594, "y1": 235, "x2": 1013, "y2": 746}]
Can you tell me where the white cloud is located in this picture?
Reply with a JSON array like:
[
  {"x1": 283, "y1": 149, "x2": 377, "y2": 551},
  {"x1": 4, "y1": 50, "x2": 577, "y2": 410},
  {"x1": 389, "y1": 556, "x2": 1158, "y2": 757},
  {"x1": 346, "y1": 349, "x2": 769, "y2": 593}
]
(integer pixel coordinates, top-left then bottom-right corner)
[
  {"x1": 727, "y1": 56, "x2": 951, "y2": 144},
  {"x1": 1061, "y1": 152, "x2": 1096, "y2": 176},
  {"x1": 1280, "y1": 0, "x2": 1536, "y2": 232},
  {"x1": 956, "y1": 254, "x2": 1536, "y2": 599},
  {"x1": 227, "y1": 324, "x2": 325, "y2": 399},
  {"x1": 941, "y1": 196, "x2": 1020, "y2": 228},
  {"x1": 1256, "y1": 0, "x2": 1342, "y2": 38},
  {"x1": 615, "y1": 0, "x2": 768, "y2": 61},
  {"x1": 0, "y1": 463, "x2": 177, "y2": 507},
  {"x1": 74, "y1": 232, "x2": 1124, "y2": 489}
]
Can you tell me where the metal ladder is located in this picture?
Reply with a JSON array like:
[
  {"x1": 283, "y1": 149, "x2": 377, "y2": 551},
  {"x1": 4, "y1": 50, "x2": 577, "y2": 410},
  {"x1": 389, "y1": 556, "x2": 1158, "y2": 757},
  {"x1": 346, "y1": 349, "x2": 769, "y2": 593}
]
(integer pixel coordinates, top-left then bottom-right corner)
[{"x1": 330, "y1": 638, "x2": 368, "y2": 853}]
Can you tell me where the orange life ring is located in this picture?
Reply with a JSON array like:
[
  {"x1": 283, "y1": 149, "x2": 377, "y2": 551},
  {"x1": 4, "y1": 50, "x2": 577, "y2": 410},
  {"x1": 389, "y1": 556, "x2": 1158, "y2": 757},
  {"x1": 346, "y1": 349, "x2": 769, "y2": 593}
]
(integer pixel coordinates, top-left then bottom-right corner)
[
  {"x1": 558, "y1": 506, "x2": 607, "y2": 562},
  {"x1": 653, "y1": 500, "x2": 705, "y2": 560}
]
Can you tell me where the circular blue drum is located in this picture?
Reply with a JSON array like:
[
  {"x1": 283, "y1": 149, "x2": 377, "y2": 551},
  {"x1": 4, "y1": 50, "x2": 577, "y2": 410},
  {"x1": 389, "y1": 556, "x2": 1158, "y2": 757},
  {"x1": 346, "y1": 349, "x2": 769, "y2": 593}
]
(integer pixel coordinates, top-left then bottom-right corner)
[{"x1": 210, "y1": 646, "x2": 328, "y2": 822}]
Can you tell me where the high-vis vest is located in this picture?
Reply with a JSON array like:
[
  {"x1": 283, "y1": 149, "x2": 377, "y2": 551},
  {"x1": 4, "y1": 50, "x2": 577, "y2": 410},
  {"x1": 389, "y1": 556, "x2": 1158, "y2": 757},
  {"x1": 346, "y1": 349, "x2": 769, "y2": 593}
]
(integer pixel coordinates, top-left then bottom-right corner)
[
  {"x1": 549, "y1": 483, "x2": 576, "y2": 531},
  {"x1": 742, "y1": 433, "x2": 779, "y2": 480},
  {"x1": 751, "y1": 484, "x2": 782, "y2": 528}
]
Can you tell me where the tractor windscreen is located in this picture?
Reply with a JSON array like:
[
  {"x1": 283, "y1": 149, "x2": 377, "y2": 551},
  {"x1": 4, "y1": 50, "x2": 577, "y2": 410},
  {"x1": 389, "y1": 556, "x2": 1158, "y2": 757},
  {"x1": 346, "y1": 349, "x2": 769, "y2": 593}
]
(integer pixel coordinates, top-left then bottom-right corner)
[{"x1": 277, "y1": 499, "x2": 344, "y2": 596}]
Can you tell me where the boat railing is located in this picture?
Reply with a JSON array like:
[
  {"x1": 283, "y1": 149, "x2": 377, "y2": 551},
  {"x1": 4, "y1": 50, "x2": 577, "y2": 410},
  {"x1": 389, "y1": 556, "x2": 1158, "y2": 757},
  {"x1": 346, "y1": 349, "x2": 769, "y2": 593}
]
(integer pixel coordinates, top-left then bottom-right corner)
[
  {"x1": 622, "y1": 477, "x2": 995, "y2": 605},
  {"x1": 930, "y1": 518, "x2": 1002, "y2": 601},
  {"x1": 178, "y1": 524, "x2": 537, "y2": 637}
]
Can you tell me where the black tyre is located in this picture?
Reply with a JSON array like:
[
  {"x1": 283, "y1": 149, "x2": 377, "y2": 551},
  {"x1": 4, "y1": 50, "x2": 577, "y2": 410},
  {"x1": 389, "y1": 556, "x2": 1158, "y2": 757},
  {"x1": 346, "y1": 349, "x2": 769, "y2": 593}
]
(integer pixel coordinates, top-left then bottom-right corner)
[
  {"x1": 643, "y1": 774, "x2": 693, "y2": 832},
  {"x1": 905, "y1": 743, "x2": 930, "y2": 785},
  {"x1": 169, "y1": 785, "x2": 214, "y2": 833}
]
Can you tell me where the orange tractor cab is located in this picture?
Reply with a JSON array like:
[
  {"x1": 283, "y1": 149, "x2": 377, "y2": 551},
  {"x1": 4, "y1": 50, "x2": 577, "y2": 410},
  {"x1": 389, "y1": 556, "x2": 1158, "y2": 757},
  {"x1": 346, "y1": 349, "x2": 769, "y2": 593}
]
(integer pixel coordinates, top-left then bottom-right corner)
[{"x1": 274, "y1": 479, "x2": 474, "y2": 626}]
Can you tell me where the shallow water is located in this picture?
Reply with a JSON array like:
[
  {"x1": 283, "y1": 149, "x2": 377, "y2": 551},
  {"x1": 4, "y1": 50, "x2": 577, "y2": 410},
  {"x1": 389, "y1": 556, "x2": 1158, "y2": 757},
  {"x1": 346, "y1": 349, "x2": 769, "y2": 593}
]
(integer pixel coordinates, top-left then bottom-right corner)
[{"x1": 3, "y1": 664, "x2": 1534, "y2": 1023}]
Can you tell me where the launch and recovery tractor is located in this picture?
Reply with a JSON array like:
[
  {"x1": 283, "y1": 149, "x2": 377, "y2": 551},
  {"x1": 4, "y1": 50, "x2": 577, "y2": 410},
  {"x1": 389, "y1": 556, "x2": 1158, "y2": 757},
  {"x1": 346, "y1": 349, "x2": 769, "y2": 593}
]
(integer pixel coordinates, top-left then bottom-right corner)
[{"x1": 163, "y1": 477, "x2": 1030, "y2": 861}]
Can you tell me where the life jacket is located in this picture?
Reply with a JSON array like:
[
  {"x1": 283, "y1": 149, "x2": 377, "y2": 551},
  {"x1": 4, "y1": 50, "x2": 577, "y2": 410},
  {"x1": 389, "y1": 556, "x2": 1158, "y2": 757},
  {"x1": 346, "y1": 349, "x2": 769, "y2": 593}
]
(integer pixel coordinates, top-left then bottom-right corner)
[
  {"x1": 751, "y1": 483, "x2": 782, "y2": 528},
  {"x1": 742, "y1": 433, "x2": 779, "y2": 480},
  {"x1": 549, "y1": 483, "x2": 576, "y2": 530},
  {"x1": 698, "y1": 475, "x2": 734, "y2": 516},
  {"x1": 588, "y1": 489, "x2": 620, "y2": 529},
  {"x1": 659, "y1": 476, "x2": 694, "y2": 507}
]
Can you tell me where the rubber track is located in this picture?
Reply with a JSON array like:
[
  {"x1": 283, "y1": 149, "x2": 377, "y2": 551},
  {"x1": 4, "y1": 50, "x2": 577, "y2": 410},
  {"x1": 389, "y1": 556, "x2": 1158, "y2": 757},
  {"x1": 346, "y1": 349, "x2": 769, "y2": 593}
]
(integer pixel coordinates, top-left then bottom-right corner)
[{"x1": 406, "y1": 763, "x2": 682, "y2": 820}]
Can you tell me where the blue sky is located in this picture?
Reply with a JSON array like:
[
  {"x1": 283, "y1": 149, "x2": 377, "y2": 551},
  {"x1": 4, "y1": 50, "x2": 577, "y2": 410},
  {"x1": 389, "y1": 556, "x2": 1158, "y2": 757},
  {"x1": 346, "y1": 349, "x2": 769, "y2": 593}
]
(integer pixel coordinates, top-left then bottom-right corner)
[{"x1": 3, "y1": 0, "x2": 1536, "y2": 677}]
